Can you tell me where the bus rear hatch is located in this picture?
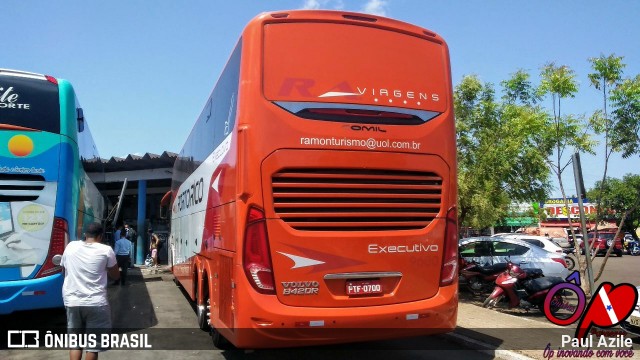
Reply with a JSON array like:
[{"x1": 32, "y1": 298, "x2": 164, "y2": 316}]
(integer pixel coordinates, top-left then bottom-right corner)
[
  {"x1": 0, "y1": 71, "x2": 61, "y2": 281},
  {"x1": 263, "y1": 20, "x2": 449, "y2": 115},
  {"x1": 261, "y1": 150, "x2": 451, "y2": 307}
]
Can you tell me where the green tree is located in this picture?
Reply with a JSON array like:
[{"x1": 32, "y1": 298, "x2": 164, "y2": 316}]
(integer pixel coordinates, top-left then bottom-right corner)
[
  {"x1": 501, "y1": 69, "x2": 541, "y2": 106},
  {"x1": 538, "y1": 63, "x2": 595, "y2": 293},
  {"x1": 538, "y1": 63, "x2": 592, "y2": 207},
  {"x1": 610, "y1": 74, "x2": 640, "y2": 158},
  {"x1": 455, "y1": 74, "x2": 551, "y2": 233},
  {"x1": 586, "y1": 174, "x2": 640, "y2": 281},
  {"x1": 587, "y1": 54, "x2": 626, "y2": 229}
]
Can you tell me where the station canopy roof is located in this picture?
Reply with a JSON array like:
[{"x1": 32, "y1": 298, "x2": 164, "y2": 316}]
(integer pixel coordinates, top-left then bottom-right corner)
[{"x1": 83, "y1": 151, "x2": 177, "y2": 173}]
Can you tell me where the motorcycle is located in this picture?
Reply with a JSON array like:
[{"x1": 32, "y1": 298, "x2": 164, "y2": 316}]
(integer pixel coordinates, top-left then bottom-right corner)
[
  {"x1": 458, "y1": 257, "x2": 508, "y2": 295},
  {"x1": 624, "y1": 238, "x2": 640, "y2": 256},
  {"x1": 483, "y1": 260, "x2": 565, "y2": 313}
]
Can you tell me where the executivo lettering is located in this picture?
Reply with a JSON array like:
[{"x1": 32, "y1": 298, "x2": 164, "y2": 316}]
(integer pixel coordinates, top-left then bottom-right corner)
[{"x1": 368, "y1": 243, "x2": 439, "y2": 254}]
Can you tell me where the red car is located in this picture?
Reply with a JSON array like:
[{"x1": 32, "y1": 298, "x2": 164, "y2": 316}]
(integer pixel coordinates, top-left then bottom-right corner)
[{"x1": 581, "y1": 232, "x2": 624, "y2": 257}]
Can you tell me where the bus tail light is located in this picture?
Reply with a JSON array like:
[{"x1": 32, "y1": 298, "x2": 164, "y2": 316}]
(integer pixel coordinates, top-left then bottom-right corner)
[
  {"x1": 45, "y1": 75, "x2": 58, "y2": 85},
  {"x1": 243, "y1": 207, "x2": 275, "y2": 294},
  {"x1": 36, "y1": 217, "x2": 68, "y2": 278},
  {"x1": 440, "y1": 207, "x2": 458, "y2": 286}
]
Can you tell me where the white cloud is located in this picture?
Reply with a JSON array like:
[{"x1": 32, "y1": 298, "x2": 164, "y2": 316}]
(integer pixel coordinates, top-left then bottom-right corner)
[
  {"x1": 302, "y1": 0, "x2": 326, "y2": 10},
  {"x1": 360, "y1": 0, "x2": 388, "y2": 16},
  {"x1": 300, "y1": 0, "x2": 345, "y2": 10},
  {"x1": 299, "y1": 0, "x2": 389, "y2": 15}
]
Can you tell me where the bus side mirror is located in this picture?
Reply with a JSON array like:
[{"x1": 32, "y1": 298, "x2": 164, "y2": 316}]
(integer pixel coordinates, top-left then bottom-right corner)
[
  {"x1": 159, "y1": 190, "x2": 172, "y2": 219},
  {"x1": 77, "y1": 108, "x2": 85, "y2": 132}
]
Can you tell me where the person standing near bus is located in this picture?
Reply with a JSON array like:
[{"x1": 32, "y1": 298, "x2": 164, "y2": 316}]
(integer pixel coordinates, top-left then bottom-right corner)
[
  {"x1": 149, "y1": 233, "x2": 159, "y2": 269},
  {"x1": 124, "y1": 223, "x2": 136, "y2": 268},
  {"x1": 113, "y1": 231, "x2": 132, "y2": 286},
  {"x1": 113, "y1": 225, "x2": 123, "y2": 247},
  {"x1": 60, "y1": 222, "x2": 119, "y2": 359}
]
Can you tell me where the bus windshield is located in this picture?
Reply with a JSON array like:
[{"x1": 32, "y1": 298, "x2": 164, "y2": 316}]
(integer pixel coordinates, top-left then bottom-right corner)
[{"x1": 0, "y1": 74, "x2": 60, "y2": 133}]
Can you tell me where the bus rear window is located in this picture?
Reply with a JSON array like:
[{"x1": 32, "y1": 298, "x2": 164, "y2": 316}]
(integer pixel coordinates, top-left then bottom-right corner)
[
  {"x1": 263, "y1": 22, "x2": 449, "y2": 114},
  {"x1": 0, "y1": 75, "x2": 60, "y2": 133}
]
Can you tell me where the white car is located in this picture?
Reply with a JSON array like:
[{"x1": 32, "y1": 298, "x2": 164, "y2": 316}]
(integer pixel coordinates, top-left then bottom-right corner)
[
  {"x1": 460, "y1": 236, "x2": 570, "y2": 278},
  {"x1": 493, "y1": 234, "x2": 565, "y2": 254},
  {"x1": 620, "y1": 285, "x2": 640, "y2": 336}
]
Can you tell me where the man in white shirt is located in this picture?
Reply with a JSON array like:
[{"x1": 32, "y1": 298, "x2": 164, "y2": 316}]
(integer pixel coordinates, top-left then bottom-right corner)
[
  {"x1": 113, "y1": 231, "x2": 132, "y2": 285},
  {"x1": 60, "y1": 223, "x2": 119, "y2": 360}
]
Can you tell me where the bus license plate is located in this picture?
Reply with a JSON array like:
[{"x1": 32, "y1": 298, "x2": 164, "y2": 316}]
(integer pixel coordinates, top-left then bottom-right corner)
[
  {"x1": 346, "y1": 280, "x2": 382, "y2": 295},
  {"x1": 630, "y1": 316, "x2": 640, "y2": 327}
]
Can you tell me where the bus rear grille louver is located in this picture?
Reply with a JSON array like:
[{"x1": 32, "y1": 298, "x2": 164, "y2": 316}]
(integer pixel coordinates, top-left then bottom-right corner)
[
  {"x1": 0, "y1": 174, "x2": 46, "y2": 202},
  {"x1": 271, "y1": 168, "x2": 443, "y2": 231}
]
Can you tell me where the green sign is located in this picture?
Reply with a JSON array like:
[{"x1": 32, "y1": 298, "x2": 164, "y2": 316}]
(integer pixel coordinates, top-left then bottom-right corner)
[{"x1": 500, "y1": 217, "x2": 537, "y2": 226}]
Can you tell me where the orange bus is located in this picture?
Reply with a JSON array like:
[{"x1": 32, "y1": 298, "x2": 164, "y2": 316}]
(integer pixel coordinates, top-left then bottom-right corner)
[{"x1": 169, "y1": 10, "x2": 458, "y2": 348}]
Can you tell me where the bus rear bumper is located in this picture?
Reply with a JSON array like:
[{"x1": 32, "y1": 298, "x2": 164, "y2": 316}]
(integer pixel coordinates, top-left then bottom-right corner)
[
  {"x1": 0, "y1": 273, "x2": 64, "y2": 315},
  {"x1": 229, "y1": 284, "x2": 458, "y2": 348}
]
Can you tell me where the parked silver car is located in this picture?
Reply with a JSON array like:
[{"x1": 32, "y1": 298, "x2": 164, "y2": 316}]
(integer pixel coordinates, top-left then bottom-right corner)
[
  {"x1": 493, "y1": 233, "x2": 565, "y2": 254},
  {"x1": 459, "y1": 236, "x2": 570, "y2": 278},
  {"x1": 620, "y1": 285, "x2": 640, "y2": 336}
]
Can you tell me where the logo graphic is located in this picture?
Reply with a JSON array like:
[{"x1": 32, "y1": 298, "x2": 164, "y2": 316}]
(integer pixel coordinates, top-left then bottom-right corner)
[
  {"x1": 17, "y1": 204, "x2": 49, "y2": 232},
  {"x1": 0, "y1": 86, "x2": 31, "y2": 110},
  {"x1": 319, "y1": 91, "x2": 360, "y2": 98},
  {"x1": 8, "y1": 134, "x2": 34, "y2": 157},
  {"x1": 278, "y1": 244, "x2": 365, "y2": 273},
  {"x1": 277, "y1": 78, "x2": 440, "y2": 105},
  {"x1": 347, "y1": 125, "x2": 387, "y2": 133},
  {"x1": 7, "y1": 330, "x2": 39, "y2": 348},
  {"x1": 543, "y1": 271, "x2": 638, "y2": 339},
  {"x1": 278, "y1": 252, "x2": 325, "y2": 269},
  {"x1": 281, "y1": 280, "x2": 320, "y2": 295}
]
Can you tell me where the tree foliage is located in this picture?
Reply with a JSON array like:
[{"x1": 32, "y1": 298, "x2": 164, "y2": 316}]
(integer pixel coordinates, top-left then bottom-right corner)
[
  {"x1": 610, "y1": 74, "x2": 640, "y2": 158},
  {"x1": 587, "y1": 54, "x2": 626, "y2": 223},
  {"x1": 588, "y1": 54, "x2": 625, "y2": 91},
  {"x1": 453, "y1": 56, "x2": 637, "y2": 295},
  {"x1": 455, "y1": 74, "x2": 551, "y2": 231},
  {"x1": 537, "y1": 63, "x2": 593, "y2": 207},
  {"x1": 586, "y1": 174, "x2": 640, "y2": 281},
  {"x1": 587, "y1": 174, "x2": 640, "y2": 232}
]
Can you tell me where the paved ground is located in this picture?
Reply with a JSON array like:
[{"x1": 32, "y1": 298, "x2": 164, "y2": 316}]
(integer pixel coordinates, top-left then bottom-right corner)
[
  {"x1": 0, "y1": 267, "x2": 497, "y2": 360},
  {"x1": 2, "y1": 256, "x2": 639, "y2": 360}
]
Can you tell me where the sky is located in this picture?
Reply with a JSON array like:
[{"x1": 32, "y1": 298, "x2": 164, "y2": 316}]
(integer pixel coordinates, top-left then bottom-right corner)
[{"x1": 2, "y1": 0, "x2": 639, "y2": 198}]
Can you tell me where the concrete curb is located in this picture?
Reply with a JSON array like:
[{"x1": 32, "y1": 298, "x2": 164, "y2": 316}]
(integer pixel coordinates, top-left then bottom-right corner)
[{"x1": 444, "y1": 331, "x2": 536, "y2": 360}]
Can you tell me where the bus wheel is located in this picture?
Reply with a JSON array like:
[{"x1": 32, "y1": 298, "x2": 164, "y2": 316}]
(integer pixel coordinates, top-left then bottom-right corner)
[
  {"x1": 211, "y1": 328, "x2": 232, "y2": 349},
  {"x1": 196, "y1": 285, "x2": 210, "y2": 331}
]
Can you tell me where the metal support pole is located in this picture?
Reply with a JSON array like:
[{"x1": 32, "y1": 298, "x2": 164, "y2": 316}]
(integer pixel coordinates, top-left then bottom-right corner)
[
  {"x1": 136, "y1": 180, "x2": 147, "y2": 265},
  {"x1": 572, "y1": 153, "x2": 594, "y2": 293}
]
